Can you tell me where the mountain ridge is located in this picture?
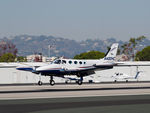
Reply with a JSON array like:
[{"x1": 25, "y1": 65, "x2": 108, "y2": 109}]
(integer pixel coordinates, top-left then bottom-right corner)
[{"x1": 1, "y1": 35, "x2": 149, "y2": 58}]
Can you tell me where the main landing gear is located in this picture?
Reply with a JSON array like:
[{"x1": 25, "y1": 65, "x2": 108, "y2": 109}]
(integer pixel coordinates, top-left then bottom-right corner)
[
  {"x1": 50, "y1": 76, "x2": 55, "y2": 86},
  {"x1": 76, "y1": 76, "x2": 83, "y2": 85}
]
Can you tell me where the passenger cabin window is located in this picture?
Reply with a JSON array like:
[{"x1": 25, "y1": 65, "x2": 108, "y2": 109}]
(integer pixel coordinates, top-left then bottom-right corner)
[
  {"x1": 79, "y1": 61, "x2": 82, "y2": 64},
  {"x1": 74, "y1": 61, "x2": 77, "y2": 64},
  {"x1": 62, "y1": 60, "x2": 66, "y2": 64},
  {"x1": 53, "y1": 60, "x2": 61, "y2": 64},
  {"x1": 69, "y1": 61, "x2": 72, "y2": 64}
]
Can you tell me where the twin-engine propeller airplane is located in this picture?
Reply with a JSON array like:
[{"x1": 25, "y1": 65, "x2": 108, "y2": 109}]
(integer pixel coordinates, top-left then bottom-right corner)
[
  {"x1": 111, "y1": 70, "x2": 142, "y2": 82},
  {"x1": 16, "y1": 43, "x2": 119, "y2": 86}
]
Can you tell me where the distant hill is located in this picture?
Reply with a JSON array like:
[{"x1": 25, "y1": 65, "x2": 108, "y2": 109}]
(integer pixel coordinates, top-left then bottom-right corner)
[{"x1": 1, "y1": 35, "x2": 149, "y2": 58}]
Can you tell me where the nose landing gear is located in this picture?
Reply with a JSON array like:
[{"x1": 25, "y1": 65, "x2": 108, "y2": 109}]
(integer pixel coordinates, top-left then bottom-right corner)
[
  {"x1": 38, "y1": 74, "x2": 43, "y2": 86},
  {"x1": 38, "y1": 81, "x2": 43, "y2": 85},
  {"x1": 37, "y1": 74, "x2": 56, "y2": 86}
]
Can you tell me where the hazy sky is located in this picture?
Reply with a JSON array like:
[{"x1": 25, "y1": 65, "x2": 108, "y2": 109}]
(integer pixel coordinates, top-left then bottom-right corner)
[{"x1": 0, "y1": 0, "x2": 150, "y2": 41}]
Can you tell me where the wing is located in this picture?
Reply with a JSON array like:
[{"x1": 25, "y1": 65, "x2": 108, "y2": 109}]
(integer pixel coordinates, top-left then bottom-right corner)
[{"x1": 16, "y1": 62, "x2": 48, "y2": 72}]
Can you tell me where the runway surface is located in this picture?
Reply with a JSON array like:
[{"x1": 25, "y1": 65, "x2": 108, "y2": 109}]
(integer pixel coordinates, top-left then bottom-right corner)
[
  {"x1": 1, "y1": 82, "x2": 150, "y2": 100},
  {"x1": 1, "y1": 83, "x2": 150, "y2": 113},
  {"x1": 0, "y1": 95, "x2": 150, "y2": 113}
]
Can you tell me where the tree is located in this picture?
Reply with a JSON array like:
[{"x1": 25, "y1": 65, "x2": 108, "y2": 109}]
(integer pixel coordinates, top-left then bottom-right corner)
[
  {"x1": 16, "y1": 56, "x2": 27, "y2": 62},
  {"x1": 121, "y1": 36, "x2": 146, "y2": 60},
  {"x1": 0, "y1": 53, "x2": 16, "y2": 62},
  {"x1": 136, "y1": 35, "x2": 146, "y2": 42},
  {"x1": 0, "y1": 40, "x2": 18, "y2": 62},
  {"x1": 74, "y1": 51, "x2": 105, "y2": 59},
  {"x1": 135, "y1": 46, "x2": 150, "y2": 61},
  {"x1": 0, "y1": 40, "x2": 17, "y2": 56}
]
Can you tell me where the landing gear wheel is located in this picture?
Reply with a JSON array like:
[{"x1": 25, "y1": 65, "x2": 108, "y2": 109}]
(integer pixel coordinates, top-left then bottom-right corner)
[
  {"x1": 38, "y1": 81, "x2": 42, "y2": 86},
  {"x1": 65, "y1": 80, "x2": 69, "y2": 84},
  {"x1": 77, "y1": 80, "x2": 83, "y2": 85},
  {"x1": 50, "y1": 80, "x2": 55, "y2": 86},
  {"x1": 126, "y1": 80, "x2": 128, "y2": 82}
]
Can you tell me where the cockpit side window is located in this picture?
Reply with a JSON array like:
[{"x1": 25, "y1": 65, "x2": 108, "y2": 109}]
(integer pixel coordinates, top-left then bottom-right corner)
[
  {"x1": 53, "y1": 60, "x2": 61, "y2": 64},
  {"x1": 62, "y1": 60, "x2": 66, "y2": 64}
]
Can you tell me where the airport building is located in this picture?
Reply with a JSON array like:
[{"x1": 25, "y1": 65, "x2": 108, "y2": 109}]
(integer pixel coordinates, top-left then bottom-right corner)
[{"x1": 0, "y1": 62, "x2": 150, "y2": 84}]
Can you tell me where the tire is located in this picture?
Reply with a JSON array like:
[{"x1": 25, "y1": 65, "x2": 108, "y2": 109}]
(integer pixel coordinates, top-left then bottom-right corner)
[
  {"x1": 77, "y1": 80, "x2": 82, "y2": 85},
  {"x1": 65, "y1": 80, "x2": 68, "y2": 84},
  {"x1": 50, "y1": 80, "x2": 55, "y2": 86},
  {"x1": 38, "y1": 81, "x2": 42, "y2": 86}
]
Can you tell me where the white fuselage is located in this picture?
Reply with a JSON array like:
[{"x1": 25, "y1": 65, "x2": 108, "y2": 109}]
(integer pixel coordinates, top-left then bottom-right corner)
[
  {"x1": 112, "y1": 73, "x2": 138, "y2": 80},
  {"x1": 35, "y1": 58, "x2": 114, "y2": 76}
]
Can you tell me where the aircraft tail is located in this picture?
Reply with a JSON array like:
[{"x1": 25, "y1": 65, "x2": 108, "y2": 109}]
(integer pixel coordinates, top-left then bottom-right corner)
[{"x1": 103, "y1": 43, "x2": 119, "y2": 61}]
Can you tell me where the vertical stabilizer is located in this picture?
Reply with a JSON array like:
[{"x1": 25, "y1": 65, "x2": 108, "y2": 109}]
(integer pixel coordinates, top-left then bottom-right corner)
[{"x1": 104, "y1": 43, "x2": 119, "y2": 61}]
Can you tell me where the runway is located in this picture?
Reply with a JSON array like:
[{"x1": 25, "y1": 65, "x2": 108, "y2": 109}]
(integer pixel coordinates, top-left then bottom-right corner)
[
  {"x1": 1, "y1": 95, "x2": 150, "y2": 113},
  {"x1": 1, "y1": 82, "x2": 150, "y2": 100},
  {"x1": 1, "y1": 83, "x2": 150, "y2": 113}
]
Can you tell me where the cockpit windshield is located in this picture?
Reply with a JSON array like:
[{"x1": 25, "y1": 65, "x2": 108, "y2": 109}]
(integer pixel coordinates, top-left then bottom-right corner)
[
  {"x1": 62, "y1": 60, "x2": 66, "y2": 64},
  {"x1": 53, "y1": 60, "x2": 61, "y2": 64}
]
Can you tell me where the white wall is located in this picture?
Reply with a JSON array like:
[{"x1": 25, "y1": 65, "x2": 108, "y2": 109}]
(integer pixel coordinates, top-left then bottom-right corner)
[{"x1": 0, "y1": 63, "x2": 150, "y2": 84}]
